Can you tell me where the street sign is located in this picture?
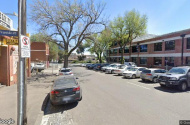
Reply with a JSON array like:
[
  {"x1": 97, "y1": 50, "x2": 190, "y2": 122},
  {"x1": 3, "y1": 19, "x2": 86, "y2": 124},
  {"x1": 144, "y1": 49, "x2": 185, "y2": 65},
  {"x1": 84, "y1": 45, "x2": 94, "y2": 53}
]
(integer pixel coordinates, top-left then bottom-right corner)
[
  {"x1": 0, "y1": 30, "x2": 18, "y2": 36},
  {"x1": 21, "y1": 35, "x2": 30, "y2": 58}
]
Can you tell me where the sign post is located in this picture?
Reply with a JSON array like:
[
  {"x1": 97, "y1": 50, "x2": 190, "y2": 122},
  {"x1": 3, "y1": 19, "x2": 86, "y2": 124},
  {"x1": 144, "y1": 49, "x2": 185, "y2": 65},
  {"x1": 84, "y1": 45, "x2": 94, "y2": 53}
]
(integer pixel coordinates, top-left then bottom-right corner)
[{"x1": 18, "y1": 0, "x2": 28, "y2": 125}]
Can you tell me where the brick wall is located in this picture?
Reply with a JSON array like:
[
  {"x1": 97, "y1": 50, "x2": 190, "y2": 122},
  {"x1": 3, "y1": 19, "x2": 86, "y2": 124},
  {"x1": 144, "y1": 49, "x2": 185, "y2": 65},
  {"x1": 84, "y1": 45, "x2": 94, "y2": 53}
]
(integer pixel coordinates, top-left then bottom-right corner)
[{"x1": 0, "y1": 46, "x2": 8, "y2": 85}]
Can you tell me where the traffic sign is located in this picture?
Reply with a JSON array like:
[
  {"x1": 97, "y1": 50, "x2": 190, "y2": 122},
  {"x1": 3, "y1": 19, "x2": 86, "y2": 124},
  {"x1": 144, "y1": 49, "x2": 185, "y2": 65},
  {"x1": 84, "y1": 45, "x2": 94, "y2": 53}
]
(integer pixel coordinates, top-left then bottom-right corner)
[
  {"x1": 21, "y1": 35, "x2": 30, "y2": 58},
  {"x1": 0, "y1": 30, "x2": 18, "y2": 36}
]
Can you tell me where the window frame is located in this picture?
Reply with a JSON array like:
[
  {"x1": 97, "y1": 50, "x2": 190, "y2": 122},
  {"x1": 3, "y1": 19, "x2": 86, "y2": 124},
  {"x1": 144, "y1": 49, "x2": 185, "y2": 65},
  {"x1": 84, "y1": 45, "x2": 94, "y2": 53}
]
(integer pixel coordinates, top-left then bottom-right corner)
[{"x1": 165, "y1": 40, "x2": 175, "y2": 51}]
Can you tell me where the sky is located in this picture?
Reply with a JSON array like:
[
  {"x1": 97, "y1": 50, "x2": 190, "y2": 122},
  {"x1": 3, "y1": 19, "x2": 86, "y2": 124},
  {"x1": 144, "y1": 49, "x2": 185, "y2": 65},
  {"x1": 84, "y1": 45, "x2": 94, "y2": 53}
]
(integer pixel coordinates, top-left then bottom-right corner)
[{"x1": 1, "y1": 0, "x2": 190, "y2": 54}]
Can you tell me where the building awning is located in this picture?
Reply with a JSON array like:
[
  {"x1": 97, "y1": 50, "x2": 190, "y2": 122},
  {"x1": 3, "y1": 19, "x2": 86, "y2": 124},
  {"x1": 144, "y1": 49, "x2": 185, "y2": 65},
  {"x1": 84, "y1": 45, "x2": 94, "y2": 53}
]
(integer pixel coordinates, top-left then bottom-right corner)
[{"x1": 2, "y1": 35, "x2": 11, "y2": 39}]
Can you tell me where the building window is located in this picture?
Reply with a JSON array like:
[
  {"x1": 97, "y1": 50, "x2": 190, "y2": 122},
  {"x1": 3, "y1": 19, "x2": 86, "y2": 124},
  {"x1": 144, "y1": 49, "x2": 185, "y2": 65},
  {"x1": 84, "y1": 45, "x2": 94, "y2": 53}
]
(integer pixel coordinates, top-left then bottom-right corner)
[
  {"x1": 125, "y1": 59, "x2": 129, "y2": 62},
  {"x1": 140, "y1": 57, "x2": 147, "y2": 65},
  {"x1": 132, "y1": 46, "x2": 138, "y2": 53},
  {"x1": 110, "y1": 50, "x2": 113, "y2": 54},
  {"x1": 186, "y1": 57, "x2": 190, "y2": 65},
  {"x1": 154, "y1": 42, "x2": 162, "y2": 51},
  {"x1": 131, "y1": 57, "x2": 137, "y2": 64},
  {"x1": 113, "y1": 49, "x2": 117, "y2": 54},
  {"x1": 165, "y1": 57, "x2": 174, "y2": 67},
  {"x1": 187, "y1": 38, "x2": 190, "y2": 49},
  {"x1": 165, "y1": 40, "x2": 175, "y2": 51},
  {"x1": 154, "y1": 57, "x2": 162, "y2": 66},
  {"x1": 124, "y1": 47, "x2": 129, "y2": 53},
  {"x1": 140, "y1": 44, "x2": 147, "y2": 52}
]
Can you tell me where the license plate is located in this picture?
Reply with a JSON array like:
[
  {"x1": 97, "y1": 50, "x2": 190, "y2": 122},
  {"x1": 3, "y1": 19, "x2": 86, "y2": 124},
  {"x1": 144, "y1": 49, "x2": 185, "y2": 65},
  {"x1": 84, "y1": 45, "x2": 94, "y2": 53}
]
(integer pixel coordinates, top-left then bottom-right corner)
[
  {"x1": 63, "y1": 97, "x2": 70, "y2": 101},
  {"x1": 160, "y1": 82, "x2": 165, "y2": 85}
]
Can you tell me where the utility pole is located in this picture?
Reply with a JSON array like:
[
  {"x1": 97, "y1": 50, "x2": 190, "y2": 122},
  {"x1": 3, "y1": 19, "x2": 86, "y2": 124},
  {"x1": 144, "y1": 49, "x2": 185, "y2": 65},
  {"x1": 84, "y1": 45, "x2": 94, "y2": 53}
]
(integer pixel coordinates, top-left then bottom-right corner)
[
  {"x1": 17, "y1": 0, "x2": 27, "y2": 125},
  {"x1": 180, "y1": 34, "x2": 186, "y2": 66}
]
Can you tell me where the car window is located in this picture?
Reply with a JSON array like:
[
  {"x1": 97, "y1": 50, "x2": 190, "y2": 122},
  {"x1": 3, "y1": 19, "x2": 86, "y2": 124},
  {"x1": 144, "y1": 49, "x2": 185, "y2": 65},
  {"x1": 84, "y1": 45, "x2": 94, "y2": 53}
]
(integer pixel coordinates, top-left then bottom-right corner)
[
  {"x1": 55, "y1": 78, "x2": 76, "y2": 86},
  {"x1": 142, "y1": 70, "x2": 151, "y2": 73},
  {"x1": 138, "y1": 68, "x2": 145, "y2": 71},
  {"x1": 61, "y1": 69, "x2": 70, "y2": 72},
  {"x1": 160, "y1": 70, "x2": 166, "y2": 73},
  {"x1": 154, "y1": 70, "x2": 161, "y2": 73},
  {"x1": 168, "y1": 68, "x2": 188, "y2": 74}
]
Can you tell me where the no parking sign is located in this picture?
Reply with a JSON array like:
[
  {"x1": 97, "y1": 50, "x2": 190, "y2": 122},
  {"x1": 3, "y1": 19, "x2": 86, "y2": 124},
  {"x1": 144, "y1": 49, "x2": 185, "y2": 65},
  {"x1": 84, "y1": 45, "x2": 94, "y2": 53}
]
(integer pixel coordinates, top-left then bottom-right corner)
[{"x1": 21, "y1": 35, "x2": 30, "y2": 58}]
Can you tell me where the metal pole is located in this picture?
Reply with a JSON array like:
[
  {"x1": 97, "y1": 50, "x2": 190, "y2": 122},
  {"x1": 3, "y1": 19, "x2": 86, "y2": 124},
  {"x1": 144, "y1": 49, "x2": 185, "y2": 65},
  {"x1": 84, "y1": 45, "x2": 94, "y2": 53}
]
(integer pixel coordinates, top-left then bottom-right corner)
[
  {"x1": 180, "y1": 34, "x2": 186, "y2": 66},
  {"x1": 17, "y1": 0, "x2": 27, "y2": 124}
]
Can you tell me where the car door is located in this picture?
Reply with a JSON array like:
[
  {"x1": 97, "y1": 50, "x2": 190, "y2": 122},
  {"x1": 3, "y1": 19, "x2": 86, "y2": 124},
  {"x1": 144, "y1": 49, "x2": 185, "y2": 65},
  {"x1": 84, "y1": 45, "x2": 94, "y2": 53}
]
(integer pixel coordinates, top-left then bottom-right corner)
[{"x1": 136, "y1": 69, "x2": 141, "y2": 77}]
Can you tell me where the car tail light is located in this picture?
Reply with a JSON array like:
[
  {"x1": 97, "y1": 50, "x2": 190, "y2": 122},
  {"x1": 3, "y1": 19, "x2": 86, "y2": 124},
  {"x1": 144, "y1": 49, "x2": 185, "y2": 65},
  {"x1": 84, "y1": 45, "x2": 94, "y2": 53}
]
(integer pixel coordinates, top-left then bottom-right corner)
[
  {"x1": 146, "y1": 73, "x2": 152, "y2": 76},
  {"x1": 69, "y1": 72, "x2": 73, "y2": 74},
  {"x1": 98, "y1": 66, "x2": 100, "y2": 68},
  {"x1": 73, "y1": 86, "x2": 80, "y2": 91},
  {"x1": 51, "y1": 90, "x2": 59, "y2": 94},
  {"x1": 59, "y1": 73, "x2": 63, "y2": 75}
]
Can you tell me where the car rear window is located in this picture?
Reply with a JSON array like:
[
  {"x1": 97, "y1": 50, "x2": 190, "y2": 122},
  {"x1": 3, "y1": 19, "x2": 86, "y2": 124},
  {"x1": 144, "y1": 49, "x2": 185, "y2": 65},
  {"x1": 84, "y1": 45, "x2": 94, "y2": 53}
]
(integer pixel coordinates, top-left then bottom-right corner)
[
  {"x1": 55, "y1": 78, "x2": 76, "y2": 87},
  {"x1": 61, "y1": 69, "x2": 70, "y2": 72},
  {"x1": 142, "y1": 70, "x2": 151, "y2": 73}
]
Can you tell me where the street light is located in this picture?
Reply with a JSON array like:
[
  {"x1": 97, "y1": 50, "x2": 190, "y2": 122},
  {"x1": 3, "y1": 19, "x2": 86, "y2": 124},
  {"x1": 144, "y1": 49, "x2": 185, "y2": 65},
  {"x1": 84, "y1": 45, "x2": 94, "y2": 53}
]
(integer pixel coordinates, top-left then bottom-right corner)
[{"x1": 4, "y1": 12, "x2": 18, "y2": 17}]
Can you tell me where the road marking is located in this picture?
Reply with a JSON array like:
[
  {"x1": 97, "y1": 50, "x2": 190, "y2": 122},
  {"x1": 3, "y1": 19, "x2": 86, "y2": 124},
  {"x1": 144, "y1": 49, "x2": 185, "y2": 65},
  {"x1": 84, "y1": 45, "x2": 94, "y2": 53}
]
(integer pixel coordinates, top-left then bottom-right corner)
[{"x1": 127, "y1": 82, "x2": 151, "y2": 90}]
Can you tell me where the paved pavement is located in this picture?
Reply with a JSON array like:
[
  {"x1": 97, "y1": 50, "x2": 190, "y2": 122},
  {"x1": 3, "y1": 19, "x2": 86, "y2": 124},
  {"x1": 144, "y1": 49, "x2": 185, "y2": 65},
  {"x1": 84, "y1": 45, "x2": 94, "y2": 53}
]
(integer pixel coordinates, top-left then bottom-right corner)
[
  {"x1": 1, "y1": 65, "x2": 190, "y2": 125},
  {"x1": 65, "y1": 67, "x2": 190, "y2": 125}
]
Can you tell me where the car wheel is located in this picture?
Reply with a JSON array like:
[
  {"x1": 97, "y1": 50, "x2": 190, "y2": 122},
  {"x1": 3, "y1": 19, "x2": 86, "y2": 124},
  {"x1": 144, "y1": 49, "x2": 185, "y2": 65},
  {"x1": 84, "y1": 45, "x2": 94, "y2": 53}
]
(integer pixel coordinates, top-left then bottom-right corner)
[
  {"x1": 79, "y1": 96, "x2": 82, "y2": 101},
  {"x1": 178, "y1": 82, "x2": 187, "y2": 91},
  {"x1": 152, "y1": 78, "x2": 158, "y2": 83},
  {"x1": 132, "y1": 74, "x2": 136, "y2": 79},
  {"x1": 160, "y1": 84, "x2": 166, "y2": 87},
  {"x1": 142, "y1": 79, "x2": 146, "y2": 82}
]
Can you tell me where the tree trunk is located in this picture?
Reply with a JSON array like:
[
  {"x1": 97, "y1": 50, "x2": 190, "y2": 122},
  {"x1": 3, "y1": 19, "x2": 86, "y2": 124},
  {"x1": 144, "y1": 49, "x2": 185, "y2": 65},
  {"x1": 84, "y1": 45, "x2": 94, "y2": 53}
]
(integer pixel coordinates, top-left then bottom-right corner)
[
  {"x1": 121, "y1": 47, "x2": 124, "y2": 64},
  {"x1": 64, "y1": 55, "x2": 69, "y2": 68},
  {"x1": 99, "y1": 53, "x2": 102, "y2": 63}
]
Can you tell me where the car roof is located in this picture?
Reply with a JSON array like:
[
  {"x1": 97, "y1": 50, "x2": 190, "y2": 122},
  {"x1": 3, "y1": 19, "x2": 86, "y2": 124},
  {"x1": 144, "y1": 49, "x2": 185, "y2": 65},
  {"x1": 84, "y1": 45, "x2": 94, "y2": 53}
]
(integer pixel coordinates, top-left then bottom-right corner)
[
  {"x1": 147, "y1": 68, "x2": 165, "y2": 70},
  {"x1": 60, "y1": 68, "x2": 71, "y2": 70}
]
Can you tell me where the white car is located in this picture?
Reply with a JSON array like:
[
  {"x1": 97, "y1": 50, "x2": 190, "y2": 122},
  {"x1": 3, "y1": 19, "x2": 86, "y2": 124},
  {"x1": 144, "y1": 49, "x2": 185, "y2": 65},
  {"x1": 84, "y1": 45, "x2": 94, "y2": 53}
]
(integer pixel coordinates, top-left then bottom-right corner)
[
  {"x1": 124, "y1": 62, "x2": 137, "y2": 67},
  {"x1": 33, "y1": 63, "x2": 45, "y2": 72},
  {"x1": 113, "y1": 65, "x2": 132, "y2": 75},
  {"x1": 59, "y1": 68, "x2": 73, "y2": 75},
  {"x1": 81, "y1": 63, "x2": 86, "y2": 67},
  {"x1": 105, "y1": 64, "x2": 121, "y2": 74},
  {"x1": 123, "y1": 67, "x2": 147, "y2": 78}
]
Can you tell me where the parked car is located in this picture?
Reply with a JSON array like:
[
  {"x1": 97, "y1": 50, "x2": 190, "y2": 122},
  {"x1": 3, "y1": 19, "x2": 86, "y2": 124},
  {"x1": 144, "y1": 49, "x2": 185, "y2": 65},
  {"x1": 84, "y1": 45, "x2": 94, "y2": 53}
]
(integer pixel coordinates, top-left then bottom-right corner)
[
  {"x1": 88, "y1": 64, "x2": 97, "y2": 69},
  {"x1": 93, "y1": 64, "x2": 102, "y2": 70},
  {"x1": 123, "y1": 67, "x2": 147, "y2": 78},
  {"x1": 124, "y1": 62, "x2": 137, "y2": 67},
  {"x1": 59, "y1": 68, "x2": 73, "y2": 75},
  {"x1": 140, "y1": 68, "x2": 166, "y2": 83},
  {"x1": 101, "y1": 63, "x2": 119, "y2": 72},
  {"x1": 113, "y1": 65, "x2": 130, "y2": 75},
  {"x1": 33, "y1": 63, "x2": 45, "y2": 72},
  {"x1": 158, "y1": 66, "x2": 190, "y2": 91},
  {"x1": 86, "y1": 63, "x2": 92, "y2": 69},
  {"x1": 50, "y1": 76, "x2": 82, "y2": 105},
  {"x1": 105, "y1": 64, "x2": 121, "y2": 74},
  {"x1": 81, "y1": 63, "x2": 86, "y2": 67}
]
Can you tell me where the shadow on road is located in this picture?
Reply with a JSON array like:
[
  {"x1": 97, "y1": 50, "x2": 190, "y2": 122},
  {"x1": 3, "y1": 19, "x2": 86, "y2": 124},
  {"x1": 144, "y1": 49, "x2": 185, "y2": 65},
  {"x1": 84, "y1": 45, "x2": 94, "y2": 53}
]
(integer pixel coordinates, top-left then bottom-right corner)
[
  {"x1": 154, "y1": 86, "x2": 190, "y2": 93},
  {"x1": 138, "y1": 80, "x2": 155, "y2": 84},
  {"x1": 113, "y1": 74, "x2": 122, "y2": 77},
  {"x1": 41, "y1": 93, "x2": 78, "y2": 115}
]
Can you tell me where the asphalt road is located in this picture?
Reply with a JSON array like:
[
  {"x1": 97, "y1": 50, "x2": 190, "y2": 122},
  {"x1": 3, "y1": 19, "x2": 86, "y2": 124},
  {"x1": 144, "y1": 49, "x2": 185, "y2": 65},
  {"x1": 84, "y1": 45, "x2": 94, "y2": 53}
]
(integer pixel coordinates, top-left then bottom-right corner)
[{"x1": 63, "y1": 66, "x2": 190, "y2": 125}]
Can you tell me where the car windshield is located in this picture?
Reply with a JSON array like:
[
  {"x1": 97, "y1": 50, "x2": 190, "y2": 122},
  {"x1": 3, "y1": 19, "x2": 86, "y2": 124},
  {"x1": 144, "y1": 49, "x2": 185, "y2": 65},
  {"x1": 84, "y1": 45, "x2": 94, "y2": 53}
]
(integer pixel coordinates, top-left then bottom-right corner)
[
  {"x1": 128, "y1": 68, "x2": 137, "y2": 71},
  {"x1": 168, "y1": 68, "x2": 188, "y2": 74},
  {"x1": 142, "y1": 70, "x2": 151, "y2": 73},
  {"x1": 55, "y1": 77, "x2": 76, "y2": 87},
  {"x1": 119, "y1": 65, "x2": 126, "y2": 69}
]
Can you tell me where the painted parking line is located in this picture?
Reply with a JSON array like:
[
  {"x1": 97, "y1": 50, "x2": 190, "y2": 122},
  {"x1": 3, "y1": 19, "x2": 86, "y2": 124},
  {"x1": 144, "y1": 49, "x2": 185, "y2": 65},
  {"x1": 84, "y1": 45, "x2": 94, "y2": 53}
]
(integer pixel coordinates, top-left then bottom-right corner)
[{"x1": 127, "y1": 82, "x2": 151, "y2": 90}]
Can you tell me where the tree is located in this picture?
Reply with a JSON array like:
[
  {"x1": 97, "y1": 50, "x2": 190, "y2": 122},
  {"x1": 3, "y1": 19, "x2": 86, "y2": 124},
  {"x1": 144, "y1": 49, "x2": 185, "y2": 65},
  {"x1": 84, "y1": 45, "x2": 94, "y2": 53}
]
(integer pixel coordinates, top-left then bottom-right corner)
[
  {"x1": 30, "y1": 0, "x2": 106, "y2": 68},
  {"x1": 110, "y1": 9, "x2": 147, "y2": 64},
  {"x1": 30, "y1": 33, "x2": 59, "y2": 61},
  {"x1": 85, "y1": 29, "x2": 112, "y2": 63},
  {"x1": 76, "y1": 44, "x2": 86, "y2": 61}
]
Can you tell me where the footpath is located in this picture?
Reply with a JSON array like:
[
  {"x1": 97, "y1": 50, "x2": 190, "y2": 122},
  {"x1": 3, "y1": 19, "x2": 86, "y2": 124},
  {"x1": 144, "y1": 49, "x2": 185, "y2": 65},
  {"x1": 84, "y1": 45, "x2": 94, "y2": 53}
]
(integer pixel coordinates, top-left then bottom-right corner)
[{"x1": 0, "y1": 68, "x2": 58, "y2": 125}]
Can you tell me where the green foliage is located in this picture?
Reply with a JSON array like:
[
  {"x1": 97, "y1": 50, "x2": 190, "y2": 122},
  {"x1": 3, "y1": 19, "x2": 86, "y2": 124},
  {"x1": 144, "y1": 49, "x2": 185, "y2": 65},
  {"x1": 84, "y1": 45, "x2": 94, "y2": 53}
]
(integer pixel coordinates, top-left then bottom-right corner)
[
  {"x1": 110, "y1": 9, "x2": 147, "y2": 63},
  {"x1": 78, "y1": 55, "x2": 86, "y2": 61},
  {"x1": 76, "y1": 44, "x2": 85, "y2": 55}
]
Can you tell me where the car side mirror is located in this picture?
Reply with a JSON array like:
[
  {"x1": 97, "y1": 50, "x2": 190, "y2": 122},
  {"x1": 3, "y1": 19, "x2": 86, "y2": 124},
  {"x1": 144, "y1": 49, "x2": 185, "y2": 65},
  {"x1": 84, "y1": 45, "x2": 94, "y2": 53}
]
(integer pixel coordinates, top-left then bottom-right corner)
[{"x1": 76, "y1": 77, "x2": 79, "y2": 79}]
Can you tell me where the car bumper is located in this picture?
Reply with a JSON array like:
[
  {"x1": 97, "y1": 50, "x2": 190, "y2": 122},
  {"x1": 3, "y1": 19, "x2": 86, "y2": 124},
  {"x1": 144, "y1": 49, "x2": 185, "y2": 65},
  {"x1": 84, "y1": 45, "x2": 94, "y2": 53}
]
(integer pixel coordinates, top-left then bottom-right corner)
[
  {"x1": 159, "y1": 80, "x2": 180, "y2": 86},
  {"x1": 50, "y1": 92, "x2": 81, "y2": 105},
  {"x1": 140, "y1": 76, "x2": 153, "y2": 81},
  {"x1": 123, "y1": 73, "x2": 132, "y2": 78}
]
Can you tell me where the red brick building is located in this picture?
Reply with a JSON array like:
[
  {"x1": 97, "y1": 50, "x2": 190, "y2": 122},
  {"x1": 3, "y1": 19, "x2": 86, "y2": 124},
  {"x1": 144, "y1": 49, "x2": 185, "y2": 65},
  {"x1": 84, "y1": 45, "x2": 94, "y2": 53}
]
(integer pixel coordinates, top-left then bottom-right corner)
[
  {"x1": 31, "y1": 42, "x2": 49, "y2": 67},
  {"x1": 108, "y1": 28, "x2": 190, "y2": 69}
]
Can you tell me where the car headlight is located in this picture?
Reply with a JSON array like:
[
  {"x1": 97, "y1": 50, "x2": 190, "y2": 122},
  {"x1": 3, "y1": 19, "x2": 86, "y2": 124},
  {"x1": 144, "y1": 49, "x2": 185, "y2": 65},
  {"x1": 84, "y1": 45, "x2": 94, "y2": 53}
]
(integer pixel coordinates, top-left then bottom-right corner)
[{"x1": 170, "y1": 77, "x2": 177, "y2": 80}]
